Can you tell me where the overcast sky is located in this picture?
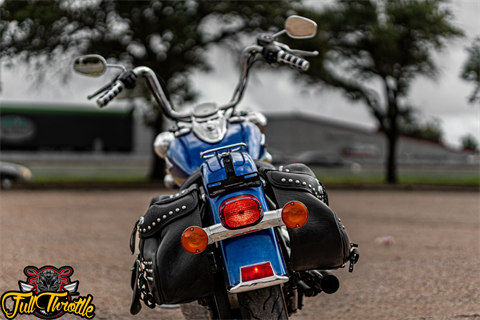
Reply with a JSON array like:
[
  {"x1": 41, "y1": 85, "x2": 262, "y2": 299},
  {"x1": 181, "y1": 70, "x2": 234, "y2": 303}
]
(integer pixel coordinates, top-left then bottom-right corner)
[{"x1": 1, "y1": 0, "x2": 479, "y2": 148}]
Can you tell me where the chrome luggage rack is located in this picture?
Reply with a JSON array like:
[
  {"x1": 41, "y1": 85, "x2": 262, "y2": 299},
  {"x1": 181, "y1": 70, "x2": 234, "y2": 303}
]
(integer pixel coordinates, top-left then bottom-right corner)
[{"x1": 200, "y1": 142, "x2": 248, "y2": 159}]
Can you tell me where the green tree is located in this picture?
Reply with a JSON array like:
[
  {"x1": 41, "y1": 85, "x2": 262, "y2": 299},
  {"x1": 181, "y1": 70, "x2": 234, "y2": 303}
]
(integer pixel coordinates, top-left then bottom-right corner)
[
  {"x1": 461, "y1": 133, "x2": 478, "y2": 152},
  {"x1": 400, "y1": 115, "x2": 443, "y2": 142},
  {"x1": 0, "y1": 0, "x2": 301, "y2": 180},
  {"x1": 293, "y1": 0, "x2": 463, "y2": 183},
  {"x1": 461, "y1": 37, "x2": 480, "y2": 104}
]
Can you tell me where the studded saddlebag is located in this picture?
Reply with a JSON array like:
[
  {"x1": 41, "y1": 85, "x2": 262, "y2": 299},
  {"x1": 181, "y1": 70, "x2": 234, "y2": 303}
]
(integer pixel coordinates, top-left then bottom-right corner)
[
  {"x1": 264, "y1": 164, "x2": 350, "y2": 271},
  {"x1": 129, "y1": 184, "x2": 214, "y2": 314}
]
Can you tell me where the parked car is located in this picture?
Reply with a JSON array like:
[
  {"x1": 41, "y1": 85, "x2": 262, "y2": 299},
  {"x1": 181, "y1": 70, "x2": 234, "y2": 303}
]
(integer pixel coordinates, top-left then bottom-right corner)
[
  {"x1": 289, "y1": 150, "x2": 349, "y2": 167},
  {"x1": 0, "y1": 161, "x2": 33, "y2": 189},
  {"x1": 268, "y1": 148, "x2": 295, "y2": 165}
]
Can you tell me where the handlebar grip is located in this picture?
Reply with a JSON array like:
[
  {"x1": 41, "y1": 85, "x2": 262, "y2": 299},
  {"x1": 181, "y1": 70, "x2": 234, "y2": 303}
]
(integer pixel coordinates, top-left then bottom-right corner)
[
  {"x1": 96, "y1": 81, "x2": 125, "y2": 108},
  {"x1": 277, "y1": 50, "x2": 310, "y2": 71}
]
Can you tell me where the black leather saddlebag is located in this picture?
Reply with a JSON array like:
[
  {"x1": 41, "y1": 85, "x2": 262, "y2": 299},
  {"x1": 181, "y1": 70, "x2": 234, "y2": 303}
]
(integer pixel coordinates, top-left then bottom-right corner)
[
  {"x1": 264, "y1": 164, "x2": 350, "y2": 271},
  {"x1": 129, "y1": 184, "x2": 214, "y2": 314}
]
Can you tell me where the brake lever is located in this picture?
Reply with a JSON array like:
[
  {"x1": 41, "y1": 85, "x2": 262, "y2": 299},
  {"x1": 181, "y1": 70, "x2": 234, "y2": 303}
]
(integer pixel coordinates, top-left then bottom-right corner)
[
  {"x1": 87, "y1": 82, "x2": 113, "y2": 100},
  {"x1": 289, "y1": 49, "x2": 319, "y2": 57},
  {"x1": 273, "y1": 41, "x2": 319, "y2": 57}
]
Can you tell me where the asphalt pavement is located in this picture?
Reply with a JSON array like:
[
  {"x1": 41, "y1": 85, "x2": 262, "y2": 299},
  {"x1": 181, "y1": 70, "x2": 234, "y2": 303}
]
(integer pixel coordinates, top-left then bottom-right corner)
[{"x1": 0, "y1": 189, "x2": 478, "y2": 319}]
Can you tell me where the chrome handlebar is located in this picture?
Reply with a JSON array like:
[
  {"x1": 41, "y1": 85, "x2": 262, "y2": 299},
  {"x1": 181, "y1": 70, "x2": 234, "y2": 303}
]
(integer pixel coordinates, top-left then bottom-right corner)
[
  {"x1": 94, "y1": 42, "x2": 314, "y2": 120},
  {"x1": 223, "y1": 45, "x2": 264, "y2": 110},
  {"x1": 132, "y1": 67, "x2": 191, "y2": 122}
]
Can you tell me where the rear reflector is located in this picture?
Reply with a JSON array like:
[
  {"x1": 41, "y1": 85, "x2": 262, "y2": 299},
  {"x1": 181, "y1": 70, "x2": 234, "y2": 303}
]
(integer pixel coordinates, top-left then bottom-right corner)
[
  {"x1": 181, "y1": 226, "x2": 208, "y2": 254},
  {"x1": 241, "y1": 262, "x2": 274, "y2": 282},
  {"x1": 219, "y1": 195, "x2": 263, "y2": 229},
  {"x1": 281, "y1": 201, "x2": 308, "y2": 229}
]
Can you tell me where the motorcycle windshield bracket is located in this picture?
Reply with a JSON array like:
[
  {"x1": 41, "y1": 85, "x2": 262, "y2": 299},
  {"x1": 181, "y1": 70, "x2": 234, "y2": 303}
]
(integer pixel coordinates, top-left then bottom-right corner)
[{"x1": 200, "y1": 143, "x2": 247, "y2": 159}]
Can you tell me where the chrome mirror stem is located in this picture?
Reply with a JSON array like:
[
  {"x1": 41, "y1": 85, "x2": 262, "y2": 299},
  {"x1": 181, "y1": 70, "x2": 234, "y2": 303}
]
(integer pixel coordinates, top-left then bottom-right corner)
[
  {"x1": 272, "y1": 29, "x2": 287, "y2": 39},
  {"x1": 106, "y1": 64, "x2": 127, "y2": 72}
]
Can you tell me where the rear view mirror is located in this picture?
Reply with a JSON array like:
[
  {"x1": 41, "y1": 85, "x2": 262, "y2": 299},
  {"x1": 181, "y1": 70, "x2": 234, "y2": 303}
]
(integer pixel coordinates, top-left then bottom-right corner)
[
  {"x1": 285, "y1": 16, "x2": 317, "y2": 39},
  {"x1": 73, "y1": 54, "x2": 107, "y2": 76}
]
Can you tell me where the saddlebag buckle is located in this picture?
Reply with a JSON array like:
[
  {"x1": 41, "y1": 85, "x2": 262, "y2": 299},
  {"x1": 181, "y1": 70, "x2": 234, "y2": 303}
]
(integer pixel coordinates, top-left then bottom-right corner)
[{"x1": 349, "y1": 243, "x2": 360, "y2": 273}]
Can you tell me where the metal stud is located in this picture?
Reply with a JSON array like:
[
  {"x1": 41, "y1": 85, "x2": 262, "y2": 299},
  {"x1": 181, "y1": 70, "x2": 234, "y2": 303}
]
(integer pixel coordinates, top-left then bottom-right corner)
[
  {"x1": 157, "y1": 218, "x2": 161, "y2": 222},
  {"x1": 175, "y1": 208, "x2": 180, "y2": 212},
  {"x1": 139, "y1": 217, "x2": 144, "y2": 225},
  {"x1": 152, "y1": 222, "x2": 156, "y2": 227},
  {"x1": 285, "y1": 169, "x2": 290, "y2": 172},
  {"x1": 182, "y1": 206, "x2": 186, "y2": 210},
  {"x1": 302, "y1": 182, "x2": 307, "y2": 186},
  {"x1": 163, "y1": 215, "x2": 167, "y2": 219},
  {"x1": 288, "y1": 179, "x2": 293, "y2": 183},
  {"x1": 295, "y1": 180, "x2": 300, "y2": 184},
  {"x1": 308, "y1": 184, "x2": 312, "y2": 188},
  {"x1": 281, "y1": 178, "x2": 286, "y2": 182},
  {"x1": 169, "y1": 211, "x2": 173, "y2": 215},
  {"x1": 169, "y1": 195, "x2": 174, "y2": 198},
  {"x1": 143, "y1": 228, "x2": 146, "y2": 233},
  {"x1": 182, "y1": 190, "x2": 186, "y2": 194},
  {"x1": 147, "y1": 226, "x2": 151, "y2": 230}
]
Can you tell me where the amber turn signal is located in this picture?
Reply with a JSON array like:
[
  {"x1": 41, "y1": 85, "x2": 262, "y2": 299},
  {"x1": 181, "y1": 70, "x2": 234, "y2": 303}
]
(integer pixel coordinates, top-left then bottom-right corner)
[
  {"x1": 181, "y1": 226, "x2": 208, "y2": 254},
  {"x1": 281, "y1": 201, "x2": 308, "y2": 228}
]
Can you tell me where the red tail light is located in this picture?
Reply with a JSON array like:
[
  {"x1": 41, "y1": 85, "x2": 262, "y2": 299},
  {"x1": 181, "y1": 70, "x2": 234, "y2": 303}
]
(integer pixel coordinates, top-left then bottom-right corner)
[
  {"x1": 219, "y1": 195, "x2": 263, "y2": 229},
  {"x1": 241, "y1": 262, "x2": 274, "y2": 282}
]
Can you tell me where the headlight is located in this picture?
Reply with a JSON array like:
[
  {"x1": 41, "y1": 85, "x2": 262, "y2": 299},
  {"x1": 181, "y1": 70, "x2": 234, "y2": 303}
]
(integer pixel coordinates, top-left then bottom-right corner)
[
  {"x1": 22, "y1": 168, "x2": 32, "y2": 181},
  {"x1": 154, "y1": 131, "x2": 175, "y2": 159}
]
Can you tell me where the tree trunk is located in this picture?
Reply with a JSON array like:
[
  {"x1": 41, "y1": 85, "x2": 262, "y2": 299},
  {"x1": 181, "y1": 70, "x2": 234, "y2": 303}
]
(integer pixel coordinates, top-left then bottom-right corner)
[
  {"x1": 149, "y1": 114, "x2": 165, "y2": 182},
  {"x1": 386, "y1": 131, "x2": 398, "y2": 184},
  {"x1": 384, "y1": 80, "x2": 399, "y2": 184}
]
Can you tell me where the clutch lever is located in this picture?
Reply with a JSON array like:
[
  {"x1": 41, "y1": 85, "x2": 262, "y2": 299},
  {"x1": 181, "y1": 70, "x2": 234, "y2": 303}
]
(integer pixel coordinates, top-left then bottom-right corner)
[{"x1": 87, "y1": 82, "x2": 114, "y2": 100}]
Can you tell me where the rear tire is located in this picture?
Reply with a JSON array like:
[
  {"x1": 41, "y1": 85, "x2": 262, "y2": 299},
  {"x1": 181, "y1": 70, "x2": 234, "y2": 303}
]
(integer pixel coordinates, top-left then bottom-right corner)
[{"x1": 237, "y1": 285, "x2": 288, "y2": 320}]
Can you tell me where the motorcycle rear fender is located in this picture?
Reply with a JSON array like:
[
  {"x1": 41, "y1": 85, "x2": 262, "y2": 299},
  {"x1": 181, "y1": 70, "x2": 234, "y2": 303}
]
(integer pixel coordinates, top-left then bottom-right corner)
[{"x1": 202, "y1": 152, "x2": 288, "y2": 292}]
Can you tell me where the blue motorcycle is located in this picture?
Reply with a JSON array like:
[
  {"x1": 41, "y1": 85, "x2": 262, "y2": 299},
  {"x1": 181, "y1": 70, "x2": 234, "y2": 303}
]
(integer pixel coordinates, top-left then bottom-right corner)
[{"x1": 74, "y1": 16, "x2": 358, "y2": 320}]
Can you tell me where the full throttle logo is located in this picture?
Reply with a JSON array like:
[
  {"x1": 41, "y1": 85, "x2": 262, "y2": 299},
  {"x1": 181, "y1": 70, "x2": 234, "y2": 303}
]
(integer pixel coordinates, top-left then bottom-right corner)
[{"x1": 1, "y1": 266, "x2": 95, "y2": 319}]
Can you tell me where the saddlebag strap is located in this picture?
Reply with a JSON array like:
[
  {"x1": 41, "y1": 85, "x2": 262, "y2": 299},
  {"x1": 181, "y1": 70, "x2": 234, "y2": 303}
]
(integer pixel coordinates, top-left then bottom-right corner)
[
  {"x1": 265, "y1": 170, "x2": 326, "y2": 203},
  {"x1": 138, "y1": 184, "x2": 199, "y2": 239},
  {"x1": 130, "y1": 255, "x2": 142, "y2": 315}
]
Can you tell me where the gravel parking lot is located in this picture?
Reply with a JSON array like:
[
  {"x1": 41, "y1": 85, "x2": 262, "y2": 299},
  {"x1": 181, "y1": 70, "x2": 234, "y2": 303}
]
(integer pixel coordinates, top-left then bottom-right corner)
[{"x1": 1, "y1": 189, "x2": 479, "y2": 320}]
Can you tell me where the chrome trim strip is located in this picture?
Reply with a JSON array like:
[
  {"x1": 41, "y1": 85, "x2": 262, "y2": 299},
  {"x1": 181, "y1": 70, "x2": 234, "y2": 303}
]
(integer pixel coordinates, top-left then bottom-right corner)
[
  {"x1": 200, "y1": 142, "x2": 247, "y2": 159},
  {"x1": 228, "y1": 275, "x2": 289, "y2": 294},
  {"x1": 204, "y1": 208, "x2": 284, "y2": 245}
]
